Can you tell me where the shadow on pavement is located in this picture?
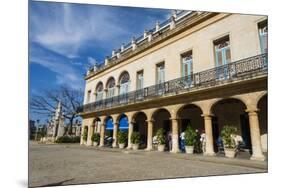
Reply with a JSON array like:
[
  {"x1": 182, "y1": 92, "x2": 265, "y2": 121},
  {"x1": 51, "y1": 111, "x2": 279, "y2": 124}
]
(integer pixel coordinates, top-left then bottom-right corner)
[{"x1": 32, "y1": 178, "x2": 75, "y2": 187}]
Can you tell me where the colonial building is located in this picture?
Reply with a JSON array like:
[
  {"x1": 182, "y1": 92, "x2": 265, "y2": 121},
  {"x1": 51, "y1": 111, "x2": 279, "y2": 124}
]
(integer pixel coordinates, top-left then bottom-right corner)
[{"x1": 79, "y1": 10, "x2": 267, "y2": 161}]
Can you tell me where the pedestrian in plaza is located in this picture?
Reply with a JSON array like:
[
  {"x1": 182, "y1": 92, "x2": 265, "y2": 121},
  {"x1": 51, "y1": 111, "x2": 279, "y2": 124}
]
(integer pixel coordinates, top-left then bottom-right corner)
[
  {"x1": 200, "y1": 130, "x2": 206, "y2": 153},
  {"x1": 168, "y1": 131, "x2": 173, "y2": 151},
  {"x1": 180, "y1": 130, "x2": 186, "y2": 153},
  {"x1": 194, "y1": 129, "x2": 201, "y2": 153}
]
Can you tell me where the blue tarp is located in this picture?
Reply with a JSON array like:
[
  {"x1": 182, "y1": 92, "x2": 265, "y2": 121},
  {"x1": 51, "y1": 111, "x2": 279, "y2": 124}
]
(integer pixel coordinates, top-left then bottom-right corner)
[
  {"x1": 119, "y1": 115, "x2": 128, "y2": 130},
  {"x1": 105, "y1": 115, "x2": 128, "y2": 130},
  {"x1": 105, "y1": 118, "x2": 114, "y2": 130}
]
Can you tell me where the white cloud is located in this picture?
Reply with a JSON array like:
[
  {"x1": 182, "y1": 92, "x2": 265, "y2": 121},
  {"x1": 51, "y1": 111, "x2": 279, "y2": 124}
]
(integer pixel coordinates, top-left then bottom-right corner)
[{"x1": 87, "y1": 57, "x2": 98, "y2": 65}]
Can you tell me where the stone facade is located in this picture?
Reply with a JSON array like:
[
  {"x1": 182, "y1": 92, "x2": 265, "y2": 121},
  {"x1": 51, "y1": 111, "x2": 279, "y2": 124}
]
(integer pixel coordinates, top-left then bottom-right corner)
[{"x1": 79, "y1": 10, "x2": 268, "y2": 161}]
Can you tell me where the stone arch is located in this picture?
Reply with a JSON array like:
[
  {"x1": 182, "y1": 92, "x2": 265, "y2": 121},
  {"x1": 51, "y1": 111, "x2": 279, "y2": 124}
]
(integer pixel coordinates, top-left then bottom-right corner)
[
  {"x1": 106, "y1": 77, "x2": 116, "y2": 88},
  {"x1": 151, "y1": 108, "x2": 172, "y2": 150},
  {"x1": 116, "y1": 113, "x2": 129, "y2": 130},
  {"x1": 210, "y1": 97, "x2": 247, "y2": 114},
  {"x1": 256, "y1": 91, "x2": 268, "y2": 107},
  {"x1": 104, "y1": 116, "x2": 114, "y2": 146},
  {"x1": 150, "y1": 107, "x2": 171, "y2": 121},
  {"x1": 257, "y1": 94, "x2": 267, "y2": 152},
  {"x1": 177, "y1": 103, "x2": 204, "y2": 131},
  {"x1": 93, "y1": 117, "x2": 101, "y2": 133},
  {"x1": 95, "y1": 81, "x2": 104, "y2": 92},
  {"x1": 132, "y1": 111, "x2": 148, "y2": 149},
  {"x1": 132, "y1": 111, "x2": 147, "y2": 122},
  {"x1": 211, "y1": 98, "x2": 252, "y2": 155},
  {"x1": 118, "y1": 71, "x2": 130, "y2": 84}
]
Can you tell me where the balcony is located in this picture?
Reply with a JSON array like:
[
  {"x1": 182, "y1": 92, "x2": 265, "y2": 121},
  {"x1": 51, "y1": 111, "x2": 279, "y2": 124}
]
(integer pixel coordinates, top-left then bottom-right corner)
[{"x1": 79, "y1": 53, "x2": 267, "y2": 114}]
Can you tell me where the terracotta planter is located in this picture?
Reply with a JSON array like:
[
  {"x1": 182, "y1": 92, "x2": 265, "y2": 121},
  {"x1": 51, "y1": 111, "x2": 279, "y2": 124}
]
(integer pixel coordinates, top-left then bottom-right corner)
[
  {"x1": 185, "y1": 146, "x2": 194, "y2": 154},
  {"x1": 158, "y1": 144, "x2": 165, "y2": 151},
  {"x1": 132, "y1": 144, "x2": 139, "y2": 150},
  {"x1": 224, "y1": 148, "x2": 236, "y2": 158},
  {"x1": 119, "y1": 143, "x2": 125, "y2": 149},
  {"x1": 93, "y1": 141, "x2": 98, "y2": 146}
]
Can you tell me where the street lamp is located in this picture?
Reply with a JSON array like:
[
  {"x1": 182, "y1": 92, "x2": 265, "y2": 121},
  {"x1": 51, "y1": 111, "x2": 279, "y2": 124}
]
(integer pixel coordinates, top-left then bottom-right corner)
[{"x1": 35, "y1": 119, "x2": 40, "y2": 141}]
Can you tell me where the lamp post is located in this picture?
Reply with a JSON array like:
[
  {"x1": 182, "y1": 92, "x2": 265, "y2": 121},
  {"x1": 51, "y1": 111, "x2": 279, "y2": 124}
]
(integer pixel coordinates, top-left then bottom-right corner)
[{"x1": 35, "y1": 119, "x2": 40, "y2": 141}]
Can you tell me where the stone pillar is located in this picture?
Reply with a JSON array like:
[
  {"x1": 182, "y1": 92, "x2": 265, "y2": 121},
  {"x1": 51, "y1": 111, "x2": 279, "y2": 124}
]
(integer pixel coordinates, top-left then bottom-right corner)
[
  {"x1": 112, "y1": 123, "x2": 119, "y2": 148},
  {"x1": 247, "y1": 109, "x2": 265, "y2": 161},
  {"x1": 127, "y1": 121, "x2": 134, "y2": 149},
  {"x1": 146, "y1": 120, "x2": 154, "y2": 151},
  {"x1": 170, "y1": 118, "x2": 179, "y2": 153},
  {"x1": 202, "y1": 114, "x2": 215, "y2": 156},
  {"x1": 87, "y1": 125, "x2": 93, "y2": 146},
  {"x1": 99, "y1": 123, "x2": 106, "y2": 147}
]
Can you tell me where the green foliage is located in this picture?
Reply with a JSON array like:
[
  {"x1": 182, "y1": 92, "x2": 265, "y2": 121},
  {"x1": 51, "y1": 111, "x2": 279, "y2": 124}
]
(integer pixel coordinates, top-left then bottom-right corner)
[
  {"x1": 131, "y1": 132, "x2": 140, "y2": 144},
  {"x1": 184, "y1": 126, "x2": 197, "y2": 146},
  {"x1": 82, "y1": 129, "x2": 88, "y2": 141},
  {"x1": 72, "y1": 136, "x2": 81, "y2": 143},
  {"x1": 91, "y1": 133, "x2": 100, "y2": 142},
  {"x1": 220, "y1": 125, "x2": 237, "y2": 149},
  {"x1": 55, "y1": 136, "x2": 81, "y2": 143},
  {"x1": 156, "y1": 128, "x2": 166, "y2": 145},
  {"x1": 117, "y1": 131, "x2": 128, "y2": 144}
]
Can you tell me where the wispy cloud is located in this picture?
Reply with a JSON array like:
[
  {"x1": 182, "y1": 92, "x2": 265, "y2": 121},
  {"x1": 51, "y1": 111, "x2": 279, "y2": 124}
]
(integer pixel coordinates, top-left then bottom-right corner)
[
  {"x1": 29, "y1": 43, "x2": 84, "y2": 89},
  {"x1": 30, "y1": 3, "x2": 129, "y2": 58},
  {"x1": 29, "y1": 2, "x2": 171, "y2": 91}
]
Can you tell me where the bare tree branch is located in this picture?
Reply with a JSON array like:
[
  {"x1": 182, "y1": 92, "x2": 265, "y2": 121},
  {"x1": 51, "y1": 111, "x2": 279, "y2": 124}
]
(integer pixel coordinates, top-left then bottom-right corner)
[{"x1": 30, "y1": 85, "x2": 84, "y2": 135}]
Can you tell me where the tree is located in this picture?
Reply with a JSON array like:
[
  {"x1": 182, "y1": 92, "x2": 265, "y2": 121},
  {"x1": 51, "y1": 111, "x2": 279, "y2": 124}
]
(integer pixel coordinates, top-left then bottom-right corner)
[{"x1": 30, "y1": 85, "x2": 83, "y2": 135}]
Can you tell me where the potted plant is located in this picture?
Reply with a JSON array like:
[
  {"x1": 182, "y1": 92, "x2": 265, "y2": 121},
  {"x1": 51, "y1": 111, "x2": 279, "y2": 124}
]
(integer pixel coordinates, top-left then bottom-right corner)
[
  {"x1": 91, "y1": 133, "x2": 100, "y2": 146},
  {"x1": 184, "y1": 126, "x2": 197, "y2": 154},
  {"x1": 221, "y1": 125, "x2": 238, "y2": 158},
  {"x1": 117, "y1": 131, "x2": 127, "y2": 149},
  {"x1": 156, "y1": 128, "x2": 166, "y2": 151},
  {"x1": 131, "y1": 131, "x2": 140, "y2": 150}
]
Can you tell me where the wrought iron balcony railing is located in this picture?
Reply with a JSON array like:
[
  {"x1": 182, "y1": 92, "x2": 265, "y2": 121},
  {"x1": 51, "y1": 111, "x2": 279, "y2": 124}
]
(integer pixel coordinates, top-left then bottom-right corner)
[{"x1": 79, "y1": 53, "x2": 267, "y2": 113}]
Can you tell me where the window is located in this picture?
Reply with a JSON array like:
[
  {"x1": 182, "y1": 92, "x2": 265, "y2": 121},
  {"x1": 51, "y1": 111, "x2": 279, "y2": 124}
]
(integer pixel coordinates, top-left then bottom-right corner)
[
  {"x1": 136, "y1": 71, "x2": 144, "y2": 90},
  {"x1": 214, "y1": 36, "x2": 231, "y2": 67},
  {"x1": 258, "y1": 20, "x2": 268, "y2": 53},
  {"x1": 96, "y1": 82, "x2": 103, "y2": 101},
  {"x1": 181, "y1": 51, "x2": 193, "y2": 77},
  {"x1": 106, "y1": 78, "x2": 115, "y2": 98},
  {"x1": 156, "y1": 62, "x2": 165, "y2": 84},
  {"x1": 156, "y1": 62, "x2": 165, "y2": 95},
  {"x1": 86, "y1": 90, "x2": 91, "y2": 103},
  {"x1": 119, "y1": 72, "x2": 130, "y2": 94}
]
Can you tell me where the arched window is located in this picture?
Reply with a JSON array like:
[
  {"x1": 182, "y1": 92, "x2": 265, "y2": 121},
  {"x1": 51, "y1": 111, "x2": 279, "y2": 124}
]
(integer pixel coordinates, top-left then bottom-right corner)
[
  {"x1": 95, "y1": 82, "x2": 104, "y2": 101},
  {"x1": 106, "y1": 77, "x2": 115, "y2": 98},
  {"x1": 119, "y1": 71, "x2": 130, "y2": 94}
]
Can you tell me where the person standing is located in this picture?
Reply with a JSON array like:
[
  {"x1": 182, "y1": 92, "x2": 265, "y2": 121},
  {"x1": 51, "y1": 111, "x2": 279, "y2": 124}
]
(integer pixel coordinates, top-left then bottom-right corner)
[
  {"x1": 200, "y1": 130, "x2": 206, "y2": 154},
  {"x1": 180, "y1": 130, "x2": 186, "y2": 153},
  {"x1": 168, "y1": 131, "x2": 173, "y2": 151}
]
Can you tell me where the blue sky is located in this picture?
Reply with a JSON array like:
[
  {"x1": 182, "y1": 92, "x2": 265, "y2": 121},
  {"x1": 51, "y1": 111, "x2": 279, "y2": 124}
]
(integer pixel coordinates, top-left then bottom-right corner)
[{"x1": 29, "y1": 1, "x2": 171, "y2": 121}]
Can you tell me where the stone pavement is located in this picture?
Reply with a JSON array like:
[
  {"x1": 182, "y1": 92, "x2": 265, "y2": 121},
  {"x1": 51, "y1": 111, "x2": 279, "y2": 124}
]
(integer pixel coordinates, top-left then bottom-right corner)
[{"x1": 29, "y1": 143, "x2": 267, "y2": 187}]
